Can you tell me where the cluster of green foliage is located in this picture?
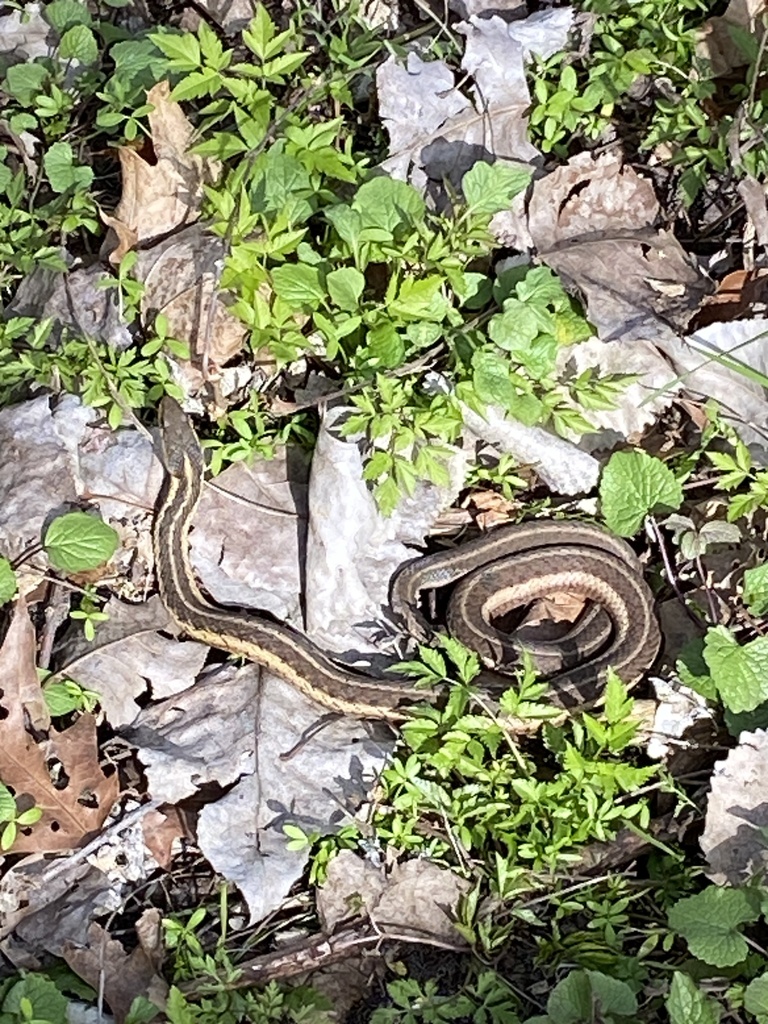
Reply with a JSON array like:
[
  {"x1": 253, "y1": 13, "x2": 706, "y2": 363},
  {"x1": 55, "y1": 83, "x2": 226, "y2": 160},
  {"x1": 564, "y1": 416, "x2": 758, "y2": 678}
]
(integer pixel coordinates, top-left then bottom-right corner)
[
  {"x1": 0, "y1": 2, "x2": 635, "y2": 511},
  {"x1": 529, "y1": 0, "x2": 768, "y2": 205}
]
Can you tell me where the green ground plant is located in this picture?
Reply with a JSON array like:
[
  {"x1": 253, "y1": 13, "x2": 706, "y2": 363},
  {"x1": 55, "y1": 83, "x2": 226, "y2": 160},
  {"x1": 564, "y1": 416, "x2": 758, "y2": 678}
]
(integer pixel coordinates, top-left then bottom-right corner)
[{"x1": 528, "y1": 0, "x2": 768, "y2": 205}]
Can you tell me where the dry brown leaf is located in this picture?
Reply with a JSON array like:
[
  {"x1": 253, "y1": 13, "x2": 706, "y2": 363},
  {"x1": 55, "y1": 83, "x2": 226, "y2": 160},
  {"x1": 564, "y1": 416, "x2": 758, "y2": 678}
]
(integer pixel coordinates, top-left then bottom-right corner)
[
  {"x1": 690, "y1": 268, "x2": 768, "y2": 331},
  {"x1": 318, "y1": 851, "x2": 470, "y2": 946},
  {"x1": 102, "y1": 82, "x2": 221, "y2": 262},
  {"x1": 63, "y1": 913, "x2": 167, "y2": 1024},
  {"x1": 696, "y1": 0, "x2": 767, "y2": 77},
  {"x1": 141, "y1": 805, "x2": 193, "y2": 868},
  {"x1": 526, "y1": 152, "x2": 710, "y2": 337},
  {"x1": 135, "y1": 225, "x2": 251, "y2": 372},
  {"x1": 0, "y1": 602, "x2": 119, "y2": 854}
]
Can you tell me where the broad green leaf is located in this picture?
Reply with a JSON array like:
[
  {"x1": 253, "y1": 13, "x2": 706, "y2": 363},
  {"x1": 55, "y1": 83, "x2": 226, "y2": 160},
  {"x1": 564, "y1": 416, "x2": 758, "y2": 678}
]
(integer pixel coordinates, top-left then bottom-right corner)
[
  {"x1": 59, "y1": 23, "x2": 98, "y2": 63},
  {"x1": 745, "y1": 973, "x2": 768, "y2": 1021},
  {"x1": 149, "y1": 30, "x2": 201, "y2": 69},
  {"x1": 43, "y1": 141, "x2": 94, "y2": 194},
  {"x1": 325, "y1": 204, "x2": 362, "y2": 250},
  {"x1": 546, "y1": 969, "x2": 637, "y2": 1022},
  {"x1": 0, "y1": 973, "x2": 70, "y2": 1024},
  {"x1": 107, "y1": 39, "x2": 169, "y2": 88},
  {"x1": 489, "y1": 302, "x2": 542, "y2": 346},
  {"x1": 515, "y1": 266, "x2": 567, "y2": 306},
  {"x1": 472, "y1": 349, "x2": 515, "y2": 407},
  {"x1": 44, "y1": 0, "x2": 92, "y2": 32},
  {"x1": 270, "y1": 264, "x2": 325, "y2": 309},
  {"x1": 0, "y1": 557, "x2": 17, "y2": 604},
  {"x1": 353, "y1": 177, "x2": 425, "y2": 236},
  {"x1": 4, "y1": 63, "x2": 49, "y2": 106},
  {"x1": 326, "y1": 267, "x2": 364, "y2": 310},
  {"x1": 667, "y1": 886, "x2": 761, "y2": 967},
  {"x1": 743, "y1": 562, "x2": 768, "y2": 615},
  {"x1": 600, "y1": 450, "x2": 683, "y2": 536},
  {"x1": 703, "y1": 625, "x2": 768, "y2": 713},
  {"x1": 44, "y1": 511, "x2": 119, "y2": 573},
  {"x1": 666, "y1": 973, "x2": 721, "y2": 1024},
  {"x1": 461, "y1": 160, "x2": 532, "y2": 216}
]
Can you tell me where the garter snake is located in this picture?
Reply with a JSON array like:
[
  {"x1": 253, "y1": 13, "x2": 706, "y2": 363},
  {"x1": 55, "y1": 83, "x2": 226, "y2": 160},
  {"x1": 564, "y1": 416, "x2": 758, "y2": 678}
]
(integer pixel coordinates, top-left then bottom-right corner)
[{"x1": 154, "y1": 398, "x2": 661, "y2": 721}]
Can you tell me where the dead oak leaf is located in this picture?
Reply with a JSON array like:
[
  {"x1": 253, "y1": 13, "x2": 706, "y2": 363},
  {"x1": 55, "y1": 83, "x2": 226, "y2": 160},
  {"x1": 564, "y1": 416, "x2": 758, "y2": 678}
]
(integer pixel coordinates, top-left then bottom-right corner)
[
  {"x1": 102, "y1": 81, "x2": 221, "y2": 262},
  {"x1": 63, "y1": 914, "x2": 167, "y2": 1024},
  {"x1": 0, "y1": 602, "x2": 118, "y2": 854}
]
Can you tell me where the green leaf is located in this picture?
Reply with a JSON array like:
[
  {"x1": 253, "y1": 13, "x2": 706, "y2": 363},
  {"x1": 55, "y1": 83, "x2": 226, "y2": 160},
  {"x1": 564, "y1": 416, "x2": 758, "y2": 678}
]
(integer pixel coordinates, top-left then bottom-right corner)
[
  {"x1": 703, "y1": 625, "x2": 768, "y2": 713},
  {"x1": 44, "y1": 512, "x2": 119, "y2": 573},
  {"x1": 667, "y1": 886, "x2": 761, "y2": 967},
  {"x1": 326, "y1": 267, "x2": 365, "y2": 310},
  {"x1": 472, "y1": 349, "x2": 515, "y2": 407},
  {"x1": 45, "y1": 0, "x2": 92, "y2": 32},
  {"x1": 4, "y1": 63, "x2": 49, "y2": 106},
  {"x1": 666, "y1": 972, "x2": 721, "y2": 1024},
  {"x1": 59, "y1": 23, "x2": 99, "y2": 63},
  {"x1": 745, "y1": 973, "x2": 768, "y2": 1020},
  {"x1": 0, "y1": 557, "x2": 17, "y2": 605},
  {"x1": 149, "y1": 30, "x2": 201, "y2": 69},
  {"x1": 0, "y1": 783, "x2": 16, "y2": 823},
  {"x1": 43, "y1": 141, "x2": 94, "y2": 194},
  {"x1": 271, "y1": 264, "x2": 325, "y2": 309},
  {"x1": 600, "y1": 450, "x2": 683, "y2": 536},
  {"x1": 546, "y1": 969, "x2": 637, "y2": 1022},
  {"x1": 352, "y1": 177, "x2": 425, "y2": 237},
  {"x1": 461, "y1": 160, "x2": 532, "y2": 216},
  {"x1": 1, "y1": 973, "x2": 70, "y2": 1024},
  {"x1": 743, "y1": 562, "x2": 768, "y2": 615}
]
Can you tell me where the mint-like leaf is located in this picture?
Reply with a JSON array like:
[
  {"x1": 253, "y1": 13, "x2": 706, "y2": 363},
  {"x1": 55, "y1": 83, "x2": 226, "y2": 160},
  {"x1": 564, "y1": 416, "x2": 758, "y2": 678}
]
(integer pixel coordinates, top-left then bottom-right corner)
[
  {"x1": 44, "y1": 512, "x2": 119, "y2": 573},
  {"x1": 667, "y1": 886, "x2": 761, "y2": 967},
  {"x1": 704, "y1": 625, "x2": 768, "y2": 713},
  {"x1": 666, "y1": 972, "x2": 721, "y2": 1024},
  {"x1": 600, "y1": 450, "x2": 683, "y2": 536}
]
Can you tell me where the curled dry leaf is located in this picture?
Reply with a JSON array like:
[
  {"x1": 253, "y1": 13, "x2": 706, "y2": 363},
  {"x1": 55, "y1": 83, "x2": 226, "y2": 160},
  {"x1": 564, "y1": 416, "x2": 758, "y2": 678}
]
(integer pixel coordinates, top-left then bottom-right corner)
[{"x1": 0, "y1": 602, "x2": 119, "y2": 854}]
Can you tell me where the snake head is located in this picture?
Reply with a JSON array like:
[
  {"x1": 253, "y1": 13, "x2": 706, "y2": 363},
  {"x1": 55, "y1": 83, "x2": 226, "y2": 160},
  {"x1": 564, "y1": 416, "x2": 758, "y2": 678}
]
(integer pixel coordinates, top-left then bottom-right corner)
[{"x1": 158, "y1": 397, "x2": 205, "y2": 478}]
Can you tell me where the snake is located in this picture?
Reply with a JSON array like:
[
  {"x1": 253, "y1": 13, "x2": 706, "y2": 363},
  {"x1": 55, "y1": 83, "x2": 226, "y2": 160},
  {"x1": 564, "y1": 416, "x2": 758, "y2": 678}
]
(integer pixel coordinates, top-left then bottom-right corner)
[{"x1": 154, "y1": 397, "x2": 661, "y2": 721}]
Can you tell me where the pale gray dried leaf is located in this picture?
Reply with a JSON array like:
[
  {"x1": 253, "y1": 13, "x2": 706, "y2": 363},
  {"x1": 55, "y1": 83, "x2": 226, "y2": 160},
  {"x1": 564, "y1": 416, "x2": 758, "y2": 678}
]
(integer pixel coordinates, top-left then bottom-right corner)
[
  {"x1": 127, "y1": 663, "x2": 262, "y2": 804},
  {"x1": 738, "y1": 176, "x2": 768, "y2": 248},
  {"x1": 318, "y1": 851, "x2": 470, "y2": 945},
  {"x1": 8, "y1": 266, "x2": 132, "y2": 350},
  {"x1": 189, "y1": 451, "x2": 309, "y2": 624},
  {"x1": 700, "y1": 728, "x2": 768, "y2": 885},
  {"x1": 0, "y1": 3, "x2": 52, "y2": 60},
  {"x1": 196, "y1": 673, "x2": 392, "y2": 923},
  {"x1": 306, "y1": 406, "x2": 465, "y2": 652},
  {"x1": 660, "y1": 318, "x2": 768, "y2": 449},
  {"x1": 55, "y1": 596, "x2": 208, "y2": 727}
]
